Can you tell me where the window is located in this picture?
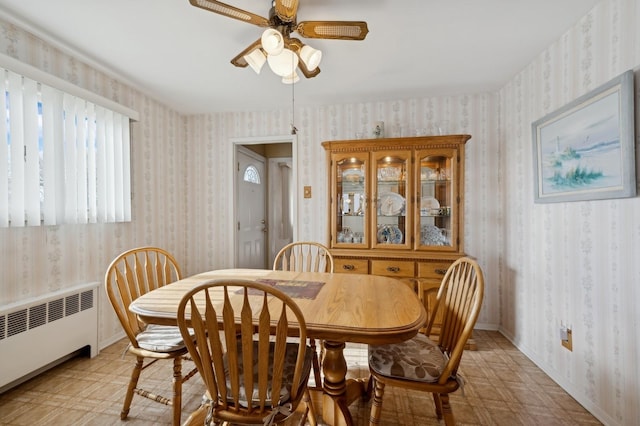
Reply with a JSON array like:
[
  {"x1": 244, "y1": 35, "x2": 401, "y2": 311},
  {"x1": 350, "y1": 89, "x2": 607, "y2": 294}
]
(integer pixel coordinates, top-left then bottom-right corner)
[
  {"x1": 243, "y1": 165, "x2": 261, "y2": 184},
  {"x1": 0, "y1": 62, "x2": 137, "y2": 227}
]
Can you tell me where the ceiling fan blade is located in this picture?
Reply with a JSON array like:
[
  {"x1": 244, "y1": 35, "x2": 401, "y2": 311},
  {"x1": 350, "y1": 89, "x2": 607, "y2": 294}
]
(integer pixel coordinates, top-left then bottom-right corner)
[
  {"x1": 296, "y1": 21, "x2": 369, "y2": 40},
  {"x1": 189, "y1": 0, "x2": 270, "y2": 27},
  {"x1": 274, "y1": 0, "x2": 299, "y2": 23},
  {"x1": 230, "y1": 38, "x2": 263, "y2": 68}
]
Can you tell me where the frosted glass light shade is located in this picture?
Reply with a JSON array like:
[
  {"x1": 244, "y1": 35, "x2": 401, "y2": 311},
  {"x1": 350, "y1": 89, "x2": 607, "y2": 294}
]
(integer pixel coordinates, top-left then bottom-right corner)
[
  {"x1": 267, "y1": 49, "x2": 299, "y2": 77},
  {"x1": 261, "y1": 28, "x2": 284, "y2": 55},
  {"x1": 299, "y1": 45, "x2": 322, "y2": 71},
  {"x1": 282, "y1": 71, "x2": 300, "y2": 84},
  {"x1": 244, "y1": 49, "x2": 266, "y2": 74}
]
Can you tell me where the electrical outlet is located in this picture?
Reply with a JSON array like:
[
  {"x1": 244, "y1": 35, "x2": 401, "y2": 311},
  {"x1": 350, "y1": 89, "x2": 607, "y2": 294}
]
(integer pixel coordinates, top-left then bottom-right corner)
[{"x1": 561, "y1": 328, "x2": 573, "y2": 351}]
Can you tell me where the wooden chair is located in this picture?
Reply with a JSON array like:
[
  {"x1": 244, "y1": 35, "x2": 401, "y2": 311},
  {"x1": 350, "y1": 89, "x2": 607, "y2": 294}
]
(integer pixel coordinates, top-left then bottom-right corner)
[
  {"x1": 273, "y1": 241, "x2": 334, "y2": 274},
  {"x1": 368, "y1": 256, "x2": 485, "y2": 425},
  {"x1": 273, "y1": 241, "x2": 333, "y2": 387},
  {"x1": 104, "y1": 246, "x2": 197, "y2": 426},
  {"x1": 177, "y1": 279, "x2": 316, "y2": 425}
]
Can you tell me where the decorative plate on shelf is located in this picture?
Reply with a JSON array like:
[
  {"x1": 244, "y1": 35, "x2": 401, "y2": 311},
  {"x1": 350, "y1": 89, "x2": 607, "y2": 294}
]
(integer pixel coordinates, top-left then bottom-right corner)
[
  {"x1": 377, "y1": 224, "x2": 403, "y2": 244},
  {"x1": 378, "y1": 192, "x2": 405, "y2": 216},
  {"x1": 420, "y1": 196, "x2": 440, "y2": 216}
]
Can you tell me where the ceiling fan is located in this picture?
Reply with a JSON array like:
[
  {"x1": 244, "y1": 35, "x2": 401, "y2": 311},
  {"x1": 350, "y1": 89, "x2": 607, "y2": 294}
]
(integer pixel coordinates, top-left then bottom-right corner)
[{"x1": 189, "y1": 0, "x2": 369, "y2": 82}]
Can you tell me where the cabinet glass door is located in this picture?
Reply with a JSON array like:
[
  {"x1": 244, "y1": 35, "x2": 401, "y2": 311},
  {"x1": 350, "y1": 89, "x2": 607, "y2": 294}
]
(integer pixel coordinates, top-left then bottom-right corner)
[
  {"x1": 372, "y1": 151, "x2": 411, "y2": 249},
  {"x1": 416, "y1": 150, "x2": 457, "y2": 251},
  {"x1": 333, "y1": 153, "x2": 368, "y2": 247}
]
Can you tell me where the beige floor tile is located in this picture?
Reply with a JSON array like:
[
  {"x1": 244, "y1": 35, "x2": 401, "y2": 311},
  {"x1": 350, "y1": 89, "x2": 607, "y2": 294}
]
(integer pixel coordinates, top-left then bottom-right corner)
[{"x1": 0, "y1": 331, "x2": 601, "y2": 426}]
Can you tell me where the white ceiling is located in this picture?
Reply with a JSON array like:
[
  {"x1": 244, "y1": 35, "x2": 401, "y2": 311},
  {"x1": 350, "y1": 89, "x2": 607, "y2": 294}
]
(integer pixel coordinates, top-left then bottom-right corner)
[{"x1": 0, "y1": 0, "x2": 601, "y2": 114}]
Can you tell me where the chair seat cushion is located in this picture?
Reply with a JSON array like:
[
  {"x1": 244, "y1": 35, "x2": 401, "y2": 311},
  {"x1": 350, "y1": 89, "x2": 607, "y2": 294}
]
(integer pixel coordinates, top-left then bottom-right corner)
[
  {"x1": 136, "y1": 324, "x2": 193, "y2": 352},
  {"x1": 223, "y1": 342, "x2": 313, "y2": 408},
  {"x1": 369, "y1": 333, "x2": 446, "y2": 382}
]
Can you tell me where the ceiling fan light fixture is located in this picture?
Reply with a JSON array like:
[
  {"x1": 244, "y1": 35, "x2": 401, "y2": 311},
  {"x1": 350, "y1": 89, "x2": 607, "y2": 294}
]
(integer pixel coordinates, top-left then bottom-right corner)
[
  {"x1": 282, "y1": 71, "x2": 300, "y2": 84},
  {"x1": 299, "y1": 45, "x2": 322, "y2": 71},
  {"x1": 261, "y1": 28, "x2": 285, "y2": 55},
  {"x1": 190, "y1": 1, "x2": 369, "y2": 81},
  {"x1": 267, "y1": 48, "x2": 299, "y2": 77},
  {"x1": 243, "y1": 49, "x2": 266, "y2": 74}
]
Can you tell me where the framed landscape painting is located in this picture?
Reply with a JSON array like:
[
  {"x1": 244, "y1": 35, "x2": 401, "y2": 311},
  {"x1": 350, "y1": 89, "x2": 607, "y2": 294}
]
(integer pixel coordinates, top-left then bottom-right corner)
[{"x1": 532, "y1": 70, "x2": 636, "y2": 203}]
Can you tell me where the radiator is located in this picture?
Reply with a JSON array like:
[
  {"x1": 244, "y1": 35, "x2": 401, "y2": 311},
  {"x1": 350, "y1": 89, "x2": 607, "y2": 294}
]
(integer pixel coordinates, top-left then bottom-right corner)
[{"x1": 0, "y1": 282, "x2": 99, "y2": 392}]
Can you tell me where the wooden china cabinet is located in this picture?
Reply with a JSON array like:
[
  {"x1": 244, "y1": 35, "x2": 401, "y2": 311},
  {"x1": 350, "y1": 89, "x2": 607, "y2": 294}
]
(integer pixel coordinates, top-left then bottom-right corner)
[{"x1": 322, "y1": 134, "x2": 472, "y2": 342}]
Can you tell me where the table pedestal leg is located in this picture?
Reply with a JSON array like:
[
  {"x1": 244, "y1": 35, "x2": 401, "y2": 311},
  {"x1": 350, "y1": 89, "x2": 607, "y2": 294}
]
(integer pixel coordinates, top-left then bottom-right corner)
[{"x1": 321, "y1": 340, "x2": 367, "y2": 426}]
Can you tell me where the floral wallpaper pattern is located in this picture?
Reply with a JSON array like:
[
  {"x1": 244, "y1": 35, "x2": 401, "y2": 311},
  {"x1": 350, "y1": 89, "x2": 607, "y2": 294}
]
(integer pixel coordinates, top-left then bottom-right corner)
[{"x1": 0, "y1": 1, "x2": 639, "y2": 424}]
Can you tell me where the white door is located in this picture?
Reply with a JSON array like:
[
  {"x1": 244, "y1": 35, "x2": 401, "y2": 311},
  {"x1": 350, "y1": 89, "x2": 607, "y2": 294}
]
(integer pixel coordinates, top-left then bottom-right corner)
[{"x1": 236, "y1": 147, "x2": 267, "y2": 269}]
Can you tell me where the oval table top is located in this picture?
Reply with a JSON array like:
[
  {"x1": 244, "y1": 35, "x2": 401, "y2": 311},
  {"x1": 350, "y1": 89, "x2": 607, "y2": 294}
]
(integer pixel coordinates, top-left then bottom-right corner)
[{"x1": 129, "y1": 268, "x2": 427, "y2": 345}]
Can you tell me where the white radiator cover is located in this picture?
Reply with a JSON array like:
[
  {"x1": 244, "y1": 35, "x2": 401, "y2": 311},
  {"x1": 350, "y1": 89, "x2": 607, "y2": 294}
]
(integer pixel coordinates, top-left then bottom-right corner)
[{"x1": 0, "y1": 282, "x2": 99, "y2": 392}]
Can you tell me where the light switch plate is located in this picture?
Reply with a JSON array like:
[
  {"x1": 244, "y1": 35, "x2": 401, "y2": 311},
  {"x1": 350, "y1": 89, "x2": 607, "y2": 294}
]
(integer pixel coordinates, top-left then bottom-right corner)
[
  {"x1": 560, "y1": 326, "x2": 568, "y2": 341},
  {"x1": 304, "y1": 186, "x2": 312, "y2": 198}
]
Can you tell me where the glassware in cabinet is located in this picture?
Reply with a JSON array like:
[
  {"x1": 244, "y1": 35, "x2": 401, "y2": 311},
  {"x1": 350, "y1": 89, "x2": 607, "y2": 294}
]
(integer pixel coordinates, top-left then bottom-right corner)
[
  {"x1": 372, "y1": 151, "x2": 412, "y2": 249},
  {"x1": 416, "y1": 151, "x2": 455, "y2": 250},
  {"x1": 333, "y1": 153, "x2": 368, "y2": 247}
]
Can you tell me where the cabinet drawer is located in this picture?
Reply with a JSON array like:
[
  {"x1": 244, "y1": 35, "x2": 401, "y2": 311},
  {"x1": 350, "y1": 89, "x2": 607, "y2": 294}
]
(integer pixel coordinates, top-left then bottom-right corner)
[
  {"x1": 417, "y1": 261, "x2": 453, "y2": 279},
  {"x1": 370, "y1": 260, "x2": 415, "y2": 278},
  {"x1": 334, "y1": 258, "x2": 369, "y2": 274}
]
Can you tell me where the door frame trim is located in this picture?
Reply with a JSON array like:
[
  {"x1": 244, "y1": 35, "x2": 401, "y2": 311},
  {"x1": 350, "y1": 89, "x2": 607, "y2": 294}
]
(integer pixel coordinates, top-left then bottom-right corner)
[{"x1": 230, "y1": 135, "x2": 298, "y2": 267}]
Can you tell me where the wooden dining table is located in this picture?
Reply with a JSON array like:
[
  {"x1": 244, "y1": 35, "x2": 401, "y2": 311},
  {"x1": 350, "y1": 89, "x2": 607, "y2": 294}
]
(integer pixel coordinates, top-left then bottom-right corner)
[{"x1": 129, "y1": 268, "x2": 427, "y2": 426}]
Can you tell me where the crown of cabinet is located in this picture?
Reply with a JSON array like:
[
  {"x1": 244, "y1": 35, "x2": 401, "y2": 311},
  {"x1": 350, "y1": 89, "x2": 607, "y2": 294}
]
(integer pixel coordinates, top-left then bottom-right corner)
[{"x1": 321, "y1": 134, "x2": 471, "y2": 152}]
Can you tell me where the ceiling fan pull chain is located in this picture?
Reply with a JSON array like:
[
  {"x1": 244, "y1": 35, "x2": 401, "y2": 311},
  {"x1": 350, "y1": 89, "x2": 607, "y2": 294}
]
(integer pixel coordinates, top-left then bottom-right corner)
[{"x1": 291, "y1": 52, "x2": 297, "y2": 135}]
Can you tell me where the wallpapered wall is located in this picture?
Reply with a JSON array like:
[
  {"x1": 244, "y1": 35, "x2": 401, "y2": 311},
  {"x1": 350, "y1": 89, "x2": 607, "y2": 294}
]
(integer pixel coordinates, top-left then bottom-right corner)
[
  {"x1": 0, "y1": 0, "x2": 638, "y2": 424},
  {"x1": 498, "y1": 1, "x2": 640, "y2": 424}
]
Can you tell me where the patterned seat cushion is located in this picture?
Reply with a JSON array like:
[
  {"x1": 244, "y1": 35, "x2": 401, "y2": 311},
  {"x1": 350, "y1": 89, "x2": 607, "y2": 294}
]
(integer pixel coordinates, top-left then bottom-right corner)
[
  {"x1": 222, "y1": 342, "x2": 313, "y2": 408},
  {"x1": 136, "y1": 324, "x2": 193, "y2": 352},
  {"x1": 369, "y1": 333, "x2": 446, "y2": 382}
]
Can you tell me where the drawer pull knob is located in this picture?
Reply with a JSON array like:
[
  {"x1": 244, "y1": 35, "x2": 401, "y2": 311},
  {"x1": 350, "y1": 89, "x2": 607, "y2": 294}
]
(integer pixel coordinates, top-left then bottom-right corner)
[
  {"x1": 387, "y1": 266, "x2": 400, "y2": 273},
  {"x1": 435, "y1": 268, "x2": 447, "y2": 275},
  {"x1": 342, "y1": 264, "x2": 355, "y2": 271}
]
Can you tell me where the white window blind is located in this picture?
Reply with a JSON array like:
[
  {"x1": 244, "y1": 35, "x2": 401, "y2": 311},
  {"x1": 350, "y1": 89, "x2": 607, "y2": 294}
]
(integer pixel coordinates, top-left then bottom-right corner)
[{"x1": 1, "y1": 65, "x2": 134, "y2": 227}]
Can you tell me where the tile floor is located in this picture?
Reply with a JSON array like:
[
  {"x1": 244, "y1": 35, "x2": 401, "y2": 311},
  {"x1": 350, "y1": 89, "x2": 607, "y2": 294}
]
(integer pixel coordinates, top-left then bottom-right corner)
[{"x1": 0, "y1": 330, "x2": 601, "y2": 425}]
